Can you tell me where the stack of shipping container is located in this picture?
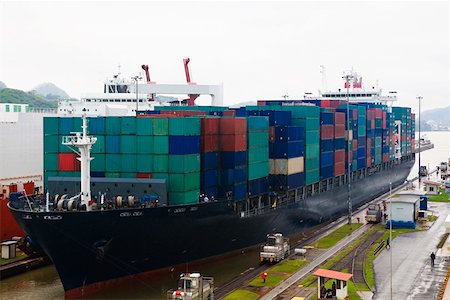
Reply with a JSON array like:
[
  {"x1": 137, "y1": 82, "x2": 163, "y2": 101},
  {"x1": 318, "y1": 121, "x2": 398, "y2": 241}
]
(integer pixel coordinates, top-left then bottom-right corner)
[{"x1": 43, "y1": 101, "x2": 415, "y2": 206}]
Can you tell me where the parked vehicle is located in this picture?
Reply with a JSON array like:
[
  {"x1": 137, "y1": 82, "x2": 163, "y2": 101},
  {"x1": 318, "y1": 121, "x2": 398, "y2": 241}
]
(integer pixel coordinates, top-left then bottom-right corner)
[
  {"x1": 259, "y1": 233, "x2": 290, "y2": 263},
  {"x1": 167, "y1": 273, "x2": 214, "y2": 300},
  {"x1": 365, "y1": 204, "x2": 382, "y2": 223}
]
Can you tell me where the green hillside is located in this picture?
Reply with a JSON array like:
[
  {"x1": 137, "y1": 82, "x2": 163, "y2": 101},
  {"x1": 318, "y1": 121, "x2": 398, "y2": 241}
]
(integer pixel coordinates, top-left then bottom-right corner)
[{"x1": 0, "y1": 88, "x2": 57, "y2": 108}]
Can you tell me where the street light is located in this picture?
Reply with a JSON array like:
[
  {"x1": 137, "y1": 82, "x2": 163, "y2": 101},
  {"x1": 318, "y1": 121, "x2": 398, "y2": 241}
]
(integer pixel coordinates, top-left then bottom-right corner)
[
  {"x1": 132, "y1": 75, "x2": 143, "y2": 113},
  {"x1": 389, "y1": 181, "x2": 393, "y2": 300},
  {"x1": 417, "y1": 96, "x2": 423, "y2": 185},
  {"x1": 342, "y1": 73, "x2": 355, "y2": 225}
]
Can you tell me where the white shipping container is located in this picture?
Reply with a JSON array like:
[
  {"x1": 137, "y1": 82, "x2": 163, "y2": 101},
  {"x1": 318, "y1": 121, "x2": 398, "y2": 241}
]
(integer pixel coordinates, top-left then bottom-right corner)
[
  {"x1": 273, "y1": 157, "x2": 304, "y2": 175},
  {"x1": 269, "y1": 159, "x2": 276, "y2": 174}
]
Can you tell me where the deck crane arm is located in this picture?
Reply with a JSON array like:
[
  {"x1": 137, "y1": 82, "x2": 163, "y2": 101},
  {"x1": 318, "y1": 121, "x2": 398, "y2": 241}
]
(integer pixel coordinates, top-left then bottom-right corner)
[
  {"x1": 183, "y1": 58, "x2": 199, "y2": 106},
  {"x1": 141, "y1": 64, "x2": 155, "y2": 101}
]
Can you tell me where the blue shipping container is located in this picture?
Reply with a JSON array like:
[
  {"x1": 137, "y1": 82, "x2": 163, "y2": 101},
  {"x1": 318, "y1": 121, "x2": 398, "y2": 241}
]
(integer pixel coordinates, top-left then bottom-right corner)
[
  {"x1": 275, "y1": 126, "x2": 304, "y2": 142},
  {"x1": 91, "y1": 171, "x2": 105, "y2": 177},
  {"x1": 357, "y1": 147, "x2": 366, "y2": 158},
  {"x1": 220, "y1": 167, "x2": 247, "y2": 185},
  {"x1": 203, "y1": 186, "x2": 218, "y2": 198},
  {"x1": 270, "y1": 141, "x2": 304, "y2": 159},
  {"x1": 105, "y1": 136, "x2": 120, "y2": 153},
  {"x1": 201, "y1": 152, "x2": 218, "y2": 170},
  {"x1": 269, "y1": 172, "x2": 304, "y2": 191},
  {"x1": 334, "y1": 138, "x2": 345, "y2": 150},
  {"x1": 201, "y1": 170, "x2": 218, "y2": 188},
  {"x1": 218, "y1": 183, "x2": 246, "y2": 200},
  {"x1": 320, "y1": 112, "x2": 334, "y2": 125},
  {"x1": 220, "y1": 151, "x2": 247, "y2": 168},
  {"x1": 357, "y1": 157, "x2": 366, "y2": 169},
  {"x1": 320, "y1": 151, "x2": 334, "y2": 167},
  {"x1": 88, "y1": 117, "x2": 105, "y2": 135},
  {"x1": 320, "y1": 165, "x2": 333, "y2": 180},
  {"x1": 321, "y1": 139, "x2": 334, "y2": 152},
  {"x1": 169, "y1": 136, "x2": 200, "y2": 155}
]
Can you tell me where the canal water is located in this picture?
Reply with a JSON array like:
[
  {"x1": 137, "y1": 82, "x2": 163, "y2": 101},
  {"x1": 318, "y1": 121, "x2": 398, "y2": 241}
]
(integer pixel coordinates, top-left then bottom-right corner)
[{"x1": 1, "y1": 131, "x2": 448, "y2": 299}]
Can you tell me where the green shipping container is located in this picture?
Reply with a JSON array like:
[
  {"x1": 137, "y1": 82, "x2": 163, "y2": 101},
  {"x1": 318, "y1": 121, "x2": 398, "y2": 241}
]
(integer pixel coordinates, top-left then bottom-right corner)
[
  {"x1": 305, "y1": 131, "x2": 320, "y2": 145},
  {"x1": 153, "y1": 172, "x2": 169, "y2": 183},
  {"x1": 136, "y1": 117, "x2": 153, "y2": 135},
  {"x1": 281, "y1": 106, "x2": 320, "y2": 119},
  {"x1": 92, "y1": 135, "x2": 105, "y2": 153},
  {"x1": 136, "y1": 154, "x2": 153, "y2": 172},
  {"x1": 169, "y1": 117, "x2": 201, "y2": 136},
  {"x1": 44, "y1": 117, "x2": 59, "y2": 135},
  {"x1": 120, "y1": 154, "x2": 137, "y2": 172},
  {"x1": 248, "y1": 131, "x2": 269, "y2": 148},
  {"x1": 58, "y1": 171, "x2": 80, "y2": 177},
  {"x1": 170, "y1": 190, "x2": 199, "y2": 206},
  {"x1": 152, "y1": 118, "x2": 169, "y2": 135},
  {"x1": 105, "y1": 172, "x2": 121, "y2": 178},
  {"x1": 152, "y1": 155, "x2": 169, "y2": 172},
  {"x1": 91, "y1": 154, "x2": 105, "y2": 171},
  {"x1": 305, "y1": 157, "x2": 319, "y2": 170},
  {"x1": 105, "y1": 154, "x2": 121, "y2": 172},
  {"x1": 169, "y1": 154, "x2": 200, "y2": 173},
  {"x1": 105, "y1": 117, "x2": 121, "y2": 135},
  {"x1": 247, "y1": 116, "x2": 269, "y2": 132},
  {"x1": 44, "y1": 153, "x2": 58, "y2": 171},
  {"x1": 305, "y1": 170, "x2": 320, "y2": 185},
  {"x1": 248, "y1": 146, "x2": 269, "y2": 164},
  {"x1": 121, "y1": 117, "x2": 136, "y2": 134},
  {"x1": 120, "y1": 173, "x2": 136, "y2": 178},
  {"x1": 151, "y1": 136, "x2": 169, "y2": 154},
  {"x1": 59, "y1": 136, "x2": 73, "y2": 153},
  {"x1": 169, "y1": 172, "x2": 200, "y2": 192},
  {"x1": 248, "y1": 161, "x2": 269, "y2": 180},
  {"x1": 120, "y1": 135, "x2": 137, "y2": 154},
  {"x1": 44, "y1": 135, "x2": 59, "y2": 153},
  {"x1": 137, "y1": 136, "x2": 153, "y2": 154},
  {"x1": 305, "y1": 144, "x2": 320, "y2": 157}
]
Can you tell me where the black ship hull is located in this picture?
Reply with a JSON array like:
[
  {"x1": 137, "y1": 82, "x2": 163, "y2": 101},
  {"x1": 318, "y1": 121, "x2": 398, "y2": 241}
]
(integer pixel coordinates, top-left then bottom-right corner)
[{"x1": 9, "y1": 159, "x2": 414, "y2": 298}]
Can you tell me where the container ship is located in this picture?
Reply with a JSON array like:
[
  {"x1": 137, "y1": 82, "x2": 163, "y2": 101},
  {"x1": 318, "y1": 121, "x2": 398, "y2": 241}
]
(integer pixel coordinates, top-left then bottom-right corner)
[{"x1": 9, "y1": 69, "x2": 416, "y2": 298}]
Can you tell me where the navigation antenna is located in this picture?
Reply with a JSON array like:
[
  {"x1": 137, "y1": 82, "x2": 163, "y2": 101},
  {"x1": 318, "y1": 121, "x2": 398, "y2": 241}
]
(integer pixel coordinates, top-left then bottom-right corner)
[{"x1": 62, "y1": 110, "x2": 97, "y2": 211}]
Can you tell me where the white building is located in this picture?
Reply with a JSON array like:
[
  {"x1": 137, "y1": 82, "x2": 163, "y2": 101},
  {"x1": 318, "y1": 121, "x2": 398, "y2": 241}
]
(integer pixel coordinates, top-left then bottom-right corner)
[
  {"x1": 422, "y1": 180, "x2": 442, "y2": 195},
  {"x1": 387, "y1": 190, "x2": 421, "y2": 228}
]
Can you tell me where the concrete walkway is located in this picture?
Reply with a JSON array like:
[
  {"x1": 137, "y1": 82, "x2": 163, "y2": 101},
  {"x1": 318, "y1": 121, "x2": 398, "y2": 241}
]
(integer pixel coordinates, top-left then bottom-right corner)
[
  {"x1": 260, "y1": 224, "x2": 370, "y2": 300},
  {"x1": 373, "y1": 202, "x2": 450, "y2": 300}
]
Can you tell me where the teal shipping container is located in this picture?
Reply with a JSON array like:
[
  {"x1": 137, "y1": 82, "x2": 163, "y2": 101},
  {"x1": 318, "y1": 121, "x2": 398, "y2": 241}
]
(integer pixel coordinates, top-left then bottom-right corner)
[
  {"x1": 169, "y1": 117, "x2": 201, "y2": 136},
  {"x1": 136, "y1": 118, "x2": 153, "y2": 135}
]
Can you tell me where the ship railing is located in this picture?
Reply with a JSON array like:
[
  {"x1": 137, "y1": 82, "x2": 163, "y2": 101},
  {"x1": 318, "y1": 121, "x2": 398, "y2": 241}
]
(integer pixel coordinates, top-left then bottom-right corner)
[
  {"x1": 28, "y1": 108, "x2": 57, "y2": 114},
  {"x1": 241, "y1": 197, "x2": 291, "y2": 218}
]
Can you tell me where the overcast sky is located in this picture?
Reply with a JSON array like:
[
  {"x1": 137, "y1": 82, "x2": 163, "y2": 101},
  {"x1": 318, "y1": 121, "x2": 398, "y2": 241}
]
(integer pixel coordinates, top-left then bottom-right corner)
[{"x1": 1, "y1": 1, "x2": 449, "y2": 113}]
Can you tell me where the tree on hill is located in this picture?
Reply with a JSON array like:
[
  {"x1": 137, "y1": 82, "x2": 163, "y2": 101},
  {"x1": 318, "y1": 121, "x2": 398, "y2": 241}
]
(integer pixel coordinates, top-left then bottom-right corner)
[{"x1": 0, "y1": 88, "x2": 57, "y2": 108}]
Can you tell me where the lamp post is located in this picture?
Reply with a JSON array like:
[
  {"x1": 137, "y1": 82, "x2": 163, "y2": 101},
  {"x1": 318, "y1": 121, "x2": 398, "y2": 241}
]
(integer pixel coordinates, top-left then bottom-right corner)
[
  {"x1": 132, "y1": 75, "x2": 143, "y2": 113},
  {"x1": 417, "y1": 96, "x2": 423, "y2": 185},
  {"x1": 342, "y1": 73, "x2": 354, "y2": 225},
  {"x1": 389, "y1": 181, "x2": 393, "y2": 300}
]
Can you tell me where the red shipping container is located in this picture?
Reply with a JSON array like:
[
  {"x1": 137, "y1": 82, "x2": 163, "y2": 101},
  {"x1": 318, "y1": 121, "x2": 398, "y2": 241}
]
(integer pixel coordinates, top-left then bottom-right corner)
[
  {"x1": 9, "y1": 184, "x2": 17, "y2": 193},
  {"x1": 223, "y1": 110, "x2": 236, "y2": 117},
  {"x1": 367, "y1": 138, "x2": 372, "y2": 156},
  {"x1": 334, "y1": 112, "x2": 345, "y2": 125},
  {"x1": 352, "y1": 109, "x2": 357, "y2": 119},
  {"x1": 201, "y1": 135, "x2": 219, "y2": 152},
  {"x1": 136, "y1": 172, "x2": 153, "y2": 179},
  {"x1": 334, "y1": 149, "x2": 345, "y2": 163},
  {"x1": 366, "y1": 157, "x2": 372, "y2": 167},
  {"x1": 220, "y1": 134, "x2": 247, "y2": 151},
  {"x1": 219, "y1": 118, "x2": 247, "y2": 135},
  {"x1": 320, "y1": 100, "x2": 331, "y2": 108},
  {"x1": 257, "y1": 100, "x2": 267, "y2": 106},
  {"x1": 320, "y1": 125, "x2": 334, "y2": 139},
  {"x1": 334, "y1": 162, "x2": 345, "y2": 176},
  {"x1": 352, "y1": 140, "x2": 357, "y2": 149},
  {"x1": 334, "y1": 125, "x2": 345, "y2": 138},
  {"x1": 201, "y1": 118, "x2": 220, "y2": 135},
  {"x1": 382, "y1": 153, "x2": 389, "y2": 162},
  {"x1": 375, "y1": 108, "x2": 382, "y2": 119},
  {"x1": 23, "y1": 182, "x2": 35, "y2": 195},
  {"x1": 58, "y1": 153, "x2": 80, "y2": 171},
  {"x1": 371, "y1": 119, "x2": 375, "y2": 129},
  {"x1": 269, "y1": 126, "x2": 275, "y2": 143}
]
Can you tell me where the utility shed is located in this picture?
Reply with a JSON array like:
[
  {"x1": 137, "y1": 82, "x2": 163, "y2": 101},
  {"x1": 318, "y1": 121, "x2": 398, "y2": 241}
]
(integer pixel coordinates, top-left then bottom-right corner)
[
  {"x1": 386, "y1": 190, "x2": 421, "y2": 229},
  {"x1": 422, "y1": 180, "x2": 441, "y2": 195}
]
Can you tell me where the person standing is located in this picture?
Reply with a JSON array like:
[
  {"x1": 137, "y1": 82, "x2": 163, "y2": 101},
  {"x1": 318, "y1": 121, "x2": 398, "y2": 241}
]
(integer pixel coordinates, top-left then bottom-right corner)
[
  {"x1": 386, "y1": 237, "x2": 390, "y2": 250},
  {"x1": 431, "y1": 252, "x2": 436, "y2": 268}
]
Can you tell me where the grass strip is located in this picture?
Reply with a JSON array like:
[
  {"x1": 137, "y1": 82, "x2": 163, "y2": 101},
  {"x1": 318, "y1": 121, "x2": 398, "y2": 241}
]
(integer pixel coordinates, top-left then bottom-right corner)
[
  {"x1": 428, "y1": 188, "x2": 450, "y2": 202},
  {"x1": 223, "y1": 289, "x2": 259, "y2": 300},
  {"x1": 311, "y1": 224, "x2": 363, "y2": 249}
]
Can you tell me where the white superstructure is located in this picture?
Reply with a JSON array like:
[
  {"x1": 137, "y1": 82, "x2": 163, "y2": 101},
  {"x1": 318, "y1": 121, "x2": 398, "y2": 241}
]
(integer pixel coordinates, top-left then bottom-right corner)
[{"x1": 0, "y1": 104, "x2": 56, "y2": 182}]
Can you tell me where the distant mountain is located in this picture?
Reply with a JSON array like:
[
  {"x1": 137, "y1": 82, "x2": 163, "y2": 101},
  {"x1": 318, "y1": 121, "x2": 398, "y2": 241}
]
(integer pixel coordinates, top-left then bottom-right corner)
[
  {"x1": 417, "y1": 106, "x2": 450, "y2": 131},
  {"x1": 0, "y1": 81, "x2": 6, "y2": 91},
  {"x1": 32, "y1": 82, "x2": 70, "y2": 100},
  {"x1": 0, "y1": 88, "x2": 57, "y2": 108}
]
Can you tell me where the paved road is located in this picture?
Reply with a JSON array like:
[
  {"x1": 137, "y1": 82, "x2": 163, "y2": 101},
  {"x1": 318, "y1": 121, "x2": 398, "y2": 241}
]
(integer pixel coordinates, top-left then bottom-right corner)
[{"x1": 373, "y1": 202, "x2": 450, "y2": 300}]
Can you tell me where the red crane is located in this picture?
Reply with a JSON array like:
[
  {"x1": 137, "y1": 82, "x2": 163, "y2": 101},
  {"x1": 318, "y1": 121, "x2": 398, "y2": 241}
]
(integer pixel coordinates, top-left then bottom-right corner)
[
  {"x1": 141, "y1": 64, "x2": 155, "y2": 101},
  {"x1": 183, "y1": 58, "x2": 199, "y2": 106}
]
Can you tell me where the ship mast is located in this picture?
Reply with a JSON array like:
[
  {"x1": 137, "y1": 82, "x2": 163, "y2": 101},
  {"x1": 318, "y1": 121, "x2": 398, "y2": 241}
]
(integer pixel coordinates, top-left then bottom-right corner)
[{"x1": 62, "y1": 110, "x2": 97, "y2": 211}]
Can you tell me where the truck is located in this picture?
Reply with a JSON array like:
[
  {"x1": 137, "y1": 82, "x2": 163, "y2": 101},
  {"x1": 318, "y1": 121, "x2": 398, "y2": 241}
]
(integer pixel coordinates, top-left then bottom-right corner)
[
  {"x1": 167, "y1": 273, "x2": 214, "y2": 300},
  {"x1": 365, "y1": 204, "x2": 382, "y2": 223},
  {"x1": 259, "y1": 233, "x2": 290, "y2": 263}
]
